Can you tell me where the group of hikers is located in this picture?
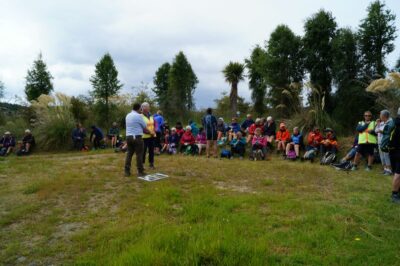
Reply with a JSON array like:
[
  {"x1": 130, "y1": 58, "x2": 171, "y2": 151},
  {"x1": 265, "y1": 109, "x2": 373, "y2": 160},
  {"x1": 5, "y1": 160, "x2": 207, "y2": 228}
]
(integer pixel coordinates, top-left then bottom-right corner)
[
  {"x1": 0, "y1": 129, "x2": 35, "y2": 156},
  {"x1": 2, "y1": 101, "x2": 400, "y2": 203}
]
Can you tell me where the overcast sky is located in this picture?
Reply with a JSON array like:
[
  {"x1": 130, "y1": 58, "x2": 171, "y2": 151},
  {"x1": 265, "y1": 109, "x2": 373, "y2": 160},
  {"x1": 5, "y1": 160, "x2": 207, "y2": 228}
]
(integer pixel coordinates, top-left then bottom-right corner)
[{"x1": 1, "y1": 0, "x2": 399, "y2": 107}]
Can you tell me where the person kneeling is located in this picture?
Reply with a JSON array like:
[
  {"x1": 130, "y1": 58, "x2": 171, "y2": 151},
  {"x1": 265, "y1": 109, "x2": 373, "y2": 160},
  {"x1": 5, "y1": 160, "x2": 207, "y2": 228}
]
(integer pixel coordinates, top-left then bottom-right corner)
[
  {"x1": 285, "y1": 127, "x2": 302, "y2": 160},
  {"x1": 251, "y1": 128, "x2": 267, "y2": 161},
  {"x1": 180, "y1": 126, "x2": 197, "y2": 155},
  {"x1": 17, "y1": 129, "x2": 35, "y2": 156},
  {"x1": 230, "y1": 131, "x2": 246, "y2": 159}
]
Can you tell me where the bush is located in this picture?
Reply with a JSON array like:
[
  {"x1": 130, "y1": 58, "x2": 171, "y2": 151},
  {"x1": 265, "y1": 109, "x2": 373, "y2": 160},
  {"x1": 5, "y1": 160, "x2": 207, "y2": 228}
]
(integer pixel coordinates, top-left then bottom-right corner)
[{"x1": 31, "y1": 93, "x2": 76, "y2": 151}]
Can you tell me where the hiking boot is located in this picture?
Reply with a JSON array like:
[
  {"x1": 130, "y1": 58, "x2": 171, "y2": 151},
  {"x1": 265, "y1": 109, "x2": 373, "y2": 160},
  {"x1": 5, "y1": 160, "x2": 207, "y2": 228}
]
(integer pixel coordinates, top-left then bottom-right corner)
[
  {"x1": 138, "y1": 171, "x2": 147, "y2": 177},
  {"x1": 391, "y1": 194, "x2": 400, "y2": 204},
  {"x1": 384, "y1": 170, "x2": 393, "y2": 176},
  {"x1": 351, "y1": 165, "x2": 358, "y2": 171}
]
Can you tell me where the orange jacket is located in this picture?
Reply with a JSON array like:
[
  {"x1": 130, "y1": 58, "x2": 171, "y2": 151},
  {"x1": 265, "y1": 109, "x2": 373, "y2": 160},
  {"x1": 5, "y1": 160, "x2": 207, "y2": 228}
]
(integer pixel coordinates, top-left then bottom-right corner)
[{"x1": 276, "y1": 129, "x2": 290, "y2": 142}]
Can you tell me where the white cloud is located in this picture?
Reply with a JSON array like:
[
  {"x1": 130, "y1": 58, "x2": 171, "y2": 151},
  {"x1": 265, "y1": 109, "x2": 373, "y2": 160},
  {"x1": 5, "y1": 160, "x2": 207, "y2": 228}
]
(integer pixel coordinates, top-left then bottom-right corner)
[{"x1": 0, "y1": 0, "x2": 399, "y2": 107}]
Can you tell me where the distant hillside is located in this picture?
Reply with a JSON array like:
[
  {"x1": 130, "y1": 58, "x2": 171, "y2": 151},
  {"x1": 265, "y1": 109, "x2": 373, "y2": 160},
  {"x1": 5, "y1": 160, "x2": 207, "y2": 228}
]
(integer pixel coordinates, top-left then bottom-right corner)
[{"x1": 0, "y1": 102, "x2": 27, "y2": 115}]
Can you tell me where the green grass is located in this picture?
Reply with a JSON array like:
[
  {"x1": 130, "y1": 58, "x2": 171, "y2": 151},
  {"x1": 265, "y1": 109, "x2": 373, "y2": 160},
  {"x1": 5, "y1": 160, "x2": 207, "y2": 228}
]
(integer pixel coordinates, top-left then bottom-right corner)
[{"x1": 0, "y1": 150, "x2": 399, "y2": 265}]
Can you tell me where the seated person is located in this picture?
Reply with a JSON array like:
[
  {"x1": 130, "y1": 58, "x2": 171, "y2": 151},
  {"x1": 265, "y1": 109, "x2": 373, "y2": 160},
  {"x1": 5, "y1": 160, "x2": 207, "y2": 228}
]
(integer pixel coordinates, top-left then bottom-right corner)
[
  {"x1": 332, "y1": 135, "x2": 358, "y2": 170},
  {"x1": 161, "y1": 128, "x2": 170, "y2": 153},
  {"x1": 251, "y1": 128, "x2": 267, "y2": 160},
  {"x1": 285, "y1": 127, "x2": 303, "y2": 159},
  {"x1": 108, "y1": 122, "x2": 120, "y2": 148},
  {"x1": 275, "y1": 123, "x2": 290, "y2": 154},
  {"x1": 320, "y1": 128, "x2": 338, "y2": 155},
  {"x1": 180, "y1": 126, "x2": 197, "y2": 154},
  {"x1": 230, "y1": 131, "x2": 246, "y2": 159},
  {"x1": 217, "y1": 117, "x2": 227, "y2": 140},
  {"x1": 264, "y1": 116, "x2": 276, "y2": 147},
  {"x1": 167, "y1": 128, "x2": 180, "y2": 155},
  {"x1": 72, "y1": 123, "x2": 86, "y2": 151},
  {"x1": 230, "y1": 117, "x2": 241, "y2": 134},
  {"x1": 241, "y1": 114, "x2": 254, "y2": 132},
  {"x1": 247, "y1": 118, "x2": 264, "y2": 143},
  {"x1": 0, "y1": 131, "x2": 16, "y2": 156},
  {"x1": 196, "y1": 127, "x2": 207, "y2": 155},
  {"x1": 306, "y1": 127, "x2": 323, "y2": 151},
  {"x1": 90, "y1": 125, "x2": 104, "y2": 150},
  {"x1": 17, "y1": 129, "x2": 36, "y2": 156},
  {"x1": 175, "y1": 122, "x2": 185, "y2": 140}
]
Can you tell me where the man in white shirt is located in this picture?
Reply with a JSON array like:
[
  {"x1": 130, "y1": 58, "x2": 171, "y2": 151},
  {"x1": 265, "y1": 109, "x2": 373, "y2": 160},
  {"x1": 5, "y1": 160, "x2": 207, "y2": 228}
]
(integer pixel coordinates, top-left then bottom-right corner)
[{"x1": 125, "y1": 103, "x2": 148, "y2": 177}]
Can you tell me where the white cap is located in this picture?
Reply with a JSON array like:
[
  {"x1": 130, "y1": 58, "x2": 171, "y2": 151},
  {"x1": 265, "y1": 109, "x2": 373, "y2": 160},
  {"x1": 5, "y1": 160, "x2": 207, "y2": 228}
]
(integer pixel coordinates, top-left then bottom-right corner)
[
  {"x1": 171, "y1": 127, "x2": 176, "y2": 131},
  {"x1": 255, "y1": 118, "x2": 261, "y2": 123},
  {"x1": 218, "y1": 117, "x2": 224, "y2": 122},
  {"x1": 267, "y1": 116, "x2": 273, "y2": 121},
  {"x1": 186, "y1": 126, "x2": 192, "y2": 131},
  {"x1": 4, "y1": 131, "x2": 10, "y2": 135},
  {"x1": 25, "y1": 129, "x2": 31, "y2": 134}
]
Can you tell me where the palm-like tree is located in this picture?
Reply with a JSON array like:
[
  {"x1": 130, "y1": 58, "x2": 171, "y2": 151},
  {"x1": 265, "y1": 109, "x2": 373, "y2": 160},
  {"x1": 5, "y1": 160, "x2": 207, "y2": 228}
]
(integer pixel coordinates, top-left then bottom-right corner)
[{"x1": 222, "y1": 62, "x2": 245, "y2": 117}]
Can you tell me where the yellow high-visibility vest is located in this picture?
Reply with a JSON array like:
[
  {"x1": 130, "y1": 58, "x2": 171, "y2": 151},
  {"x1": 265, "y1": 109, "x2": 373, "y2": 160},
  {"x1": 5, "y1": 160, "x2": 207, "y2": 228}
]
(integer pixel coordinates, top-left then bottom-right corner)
[
  {"x1": 142, "y1": 115, "x2": 155, "y2": 139},
  {"x1": 358, "y1": 121, "x2": 377, "y2": 144}
]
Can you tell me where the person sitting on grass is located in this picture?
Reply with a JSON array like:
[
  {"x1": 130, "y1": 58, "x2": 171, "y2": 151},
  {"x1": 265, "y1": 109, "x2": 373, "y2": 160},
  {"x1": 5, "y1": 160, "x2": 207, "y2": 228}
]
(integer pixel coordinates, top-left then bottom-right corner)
[
  {"x1": 251, "y1": 127, "x2": 267, "y2": 160},
  {"x1": 217, "y1": 117, "x2": 227, "y2": 140},
  {"x1": 320, "y1": 128, "x2": 338, "y2": 155},
  {"x1": 230, "y1": 117, "x2": 241, "y2": 134},
  {"x1": 175, "y1": 122, "x2": 185, "y2": 140},
  {"x1": 167, "y1": 128, "x2": 179, "y2": 155},
  {"x1": 264, "y1": 116, "x2": 276, "y2": 148},
  {"x1": 241, "y1": 114, "x2": 254, "y2": 132},
  {"x1": 247, "y1": 118, "x2": 264, "y2": 143},
  {"x1": 230, "y1": 131, "x2": 246, "y2": 159},
  {"x1": 90, "y1": 125, "x2": 104, "y2": 150},
  {"x1": 332, "y1": 135, "x2": 358, "y2": 170},
  {"x1": 189, "y1": 120, "x2": 199, "y2": 138},
  {"x1": 161, "y1": 128, "x2": 170, "y2": 153},
  {"x1": 285, "y1": 127, "x2": 303, "y2": 159},
  {"x1": 275, "y1": 123, "x2": 290, "y2": 155},
  {"x1": 108, "y1": 122, "x2": 120, "y2": 148},
  {"x1": 306, "y1": 127, "x2": 323, "y2": 152},
  {"x1": 196, "y1": 127, "x2": 207, "y2": 155},
  {"x1": 0, "y1": 131, "x2": 16, "y2": 156},
  {"x1": 180, "y1": 126, "x2": 196, "y2": 154},
  {"x1": 17, "y1": 129, "x2": 35, "y2": 156},
  {"x1": 72, "y1": 123, "x2": 86, "y2": 151}
]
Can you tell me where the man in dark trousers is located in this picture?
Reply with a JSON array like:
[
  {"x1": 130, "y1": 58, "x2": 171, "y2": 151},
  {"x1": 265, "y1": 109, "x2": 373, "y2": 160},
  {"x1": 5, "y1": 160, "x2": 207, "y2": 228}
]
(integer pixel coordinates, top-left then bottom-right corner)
[
  {"x1": 90, "y1": 125, "x2": 104, "y2": 150},
  {"x1": 125, "y1": 103, "x2": 149, "y2": 177},
  {"x1": 141, "y1": 102, "x2": 157, "y2": 169}
]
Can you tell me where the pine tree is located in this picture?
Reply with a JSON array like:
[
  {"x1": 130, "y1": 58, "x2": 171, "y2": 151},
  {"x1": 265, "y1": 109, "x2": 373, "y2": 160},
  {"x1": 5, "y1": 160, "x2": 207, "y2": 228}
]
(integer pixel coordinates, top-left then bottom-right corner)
[
  {"x1": 245, "y1": 46, "x2": 267, "y2": 116},
  {"x1": 359, "y1": 0, "x2": 397, "y2": 78},
  {"x1": 90, "y1": 53, "x2": 123, "y2": 124},
  {"x1": 153, "y1": 62, "x2": 171, "y2": 112},
  {"x1": 167, "y1": 51, "x2": 198, "y2": 119},
  {"x1": 25, "y1": 53, "x2": 54, "y2": 101}
]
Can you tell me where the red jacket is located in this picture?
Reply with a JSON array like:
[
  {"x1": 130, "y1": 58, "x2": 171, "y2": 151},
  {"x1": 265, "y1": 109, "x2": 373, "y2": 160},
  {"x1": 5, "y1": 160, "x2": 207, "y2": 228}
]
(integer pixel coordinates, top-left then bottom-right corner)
[
  {"x1": 252, "y1": 135, "x2": 267, "y2": 147},
  {"x1": 248, "y1": 124, "x2": 264, "y2": 135},
  {"x1": 276, "y1": 129, "x2": 290, "y2": 142},
  {"x1": 180, "y1": 131, "x2": 195, "y2": 145},
  {"x1": 307, "y1": 131, "x2": 323, "y2": 147}
]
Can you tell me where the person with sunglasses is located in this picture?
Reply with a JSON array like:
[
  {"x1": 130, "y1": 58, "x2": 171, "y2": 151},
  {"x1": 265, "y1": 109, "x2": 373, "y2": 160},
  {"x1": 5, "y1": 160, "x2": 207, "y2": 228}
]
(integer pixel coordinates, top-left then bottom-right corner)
[{"x1": 351, "y1": 111, "x2": 378, "y2": 171}]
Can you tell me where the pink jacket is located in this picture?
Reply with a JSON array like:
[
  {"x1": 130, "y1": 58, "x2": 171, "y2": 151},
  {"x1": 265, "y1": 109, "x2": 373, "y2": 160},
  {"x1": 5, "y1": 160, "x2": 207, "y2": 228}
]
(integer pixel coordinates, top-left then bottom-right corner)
[
  {"x1": 252, "y1": 135, "x2": 267, "y2": 147},
  {"x1": 196, "y1": 132, "x2": 207, "y2": 145}
]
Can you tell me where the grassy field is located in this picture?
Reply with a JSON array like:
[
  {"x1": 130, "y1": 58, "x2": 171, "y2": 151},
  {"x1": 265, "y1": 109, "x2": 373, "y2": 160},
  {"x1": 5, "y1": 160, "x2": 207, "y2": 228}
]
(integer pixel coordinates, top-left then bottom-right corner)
[{"x1": 0, "y1": 151, "x2": 399, "y2": 265}]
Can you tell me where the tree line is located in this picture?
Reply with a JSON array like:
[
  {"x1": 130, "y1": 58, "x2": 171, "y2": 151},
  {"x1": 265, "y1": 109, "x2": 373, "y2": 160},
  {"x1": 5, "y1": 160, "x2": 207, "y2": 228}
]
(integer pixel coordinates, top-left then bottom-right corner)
[{"x1": 0, "y1": 0, "x2": 399, "y2": 132}]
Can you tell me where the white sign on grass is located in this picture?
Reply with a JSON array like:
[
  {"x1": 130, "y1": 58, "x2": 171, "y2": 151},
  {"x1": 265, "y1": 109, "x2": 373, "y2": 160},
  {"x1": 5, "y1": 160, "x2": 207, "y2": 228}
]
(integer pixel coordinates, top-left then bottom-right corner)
[{"x1": 138, "y1": 173, "x2": 169, "y2": 182}]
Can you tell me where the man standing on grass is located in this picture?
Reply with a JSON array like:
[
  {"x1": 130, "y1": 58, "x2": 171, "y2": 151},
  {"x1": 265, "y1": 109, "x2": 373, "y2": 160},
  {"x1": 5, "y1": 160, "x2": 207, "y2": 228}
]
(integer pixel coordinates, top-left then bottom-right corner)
[
  {"x1": 351, "y1": 111, "x2": 377, "y2": 171},
  {"x1": 125, "y1": 103, "x2": 148, "y2": 177},
  {"x1": 141, "y1": 102, "x2": 157, "y2": 169},
  {"x1": 202, "y1": 108, "x2": 218, "y2": 158}
]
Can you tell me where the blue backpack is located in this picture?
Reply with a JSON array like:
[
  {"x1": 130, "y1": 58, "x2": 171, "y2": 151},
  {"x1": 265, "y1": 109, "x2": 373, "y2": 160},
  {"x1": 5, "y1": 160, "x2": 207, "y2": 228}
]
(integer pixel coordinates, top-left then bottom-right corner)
[{"x1": 220, "y1": 149, "x2": 232, "y2": 159}]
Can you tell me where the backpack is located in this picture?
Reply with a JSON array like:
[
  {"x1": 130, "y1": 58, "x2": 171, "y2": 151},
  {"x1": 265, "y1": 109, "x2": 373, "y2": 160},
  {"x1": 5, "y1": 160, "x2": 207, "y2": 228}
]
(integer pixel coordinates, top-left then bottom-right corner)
[
  {"x1": 303, "y1": 149, "x2": 317, "y2": 160},
  {"x1": 287, "y1": 150, "x2": 297, "y2": 160},
  {"x1": 252, "y1": 149, "x2": 264, "y2": 161},
  {"x1": 320, "y1": 152, "x2": 336, "y2": 165},
  {"x1": 220, "y1": 149, "x2": 232, "y2": 159}
]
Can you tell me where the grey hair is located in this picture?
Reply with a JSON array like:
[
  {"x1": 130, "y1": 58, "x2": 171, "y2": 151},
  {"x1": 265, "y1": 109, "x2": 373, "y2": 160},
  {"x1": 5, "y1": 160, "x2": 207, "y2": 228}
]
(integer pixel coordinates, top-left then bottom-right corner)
[
  {"x1": 141, "y1": 102, "x2": 150, "y2": 108},
  {"x1": 380, "y1": 109, "x2": 390, "y2": 118},
  {"x1": 293, "y1": 127, "x2": 299, "y2": 131}
]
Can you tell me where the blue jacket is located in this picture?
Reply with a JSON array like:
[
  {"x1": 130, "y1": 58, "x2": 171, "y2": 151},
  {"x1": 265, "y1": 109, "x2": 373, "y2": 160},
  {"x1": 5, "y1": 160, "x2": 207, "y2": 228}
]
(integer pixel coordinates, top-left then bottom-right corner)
[
  {"x1": 291, "y1": 133, "x2": 303, "y2": 145},
  {"x1": 190, "y1": 122, "x2": 199, "y2": 137},
  {"x1": 0, "y1": 136, "x2": 16, "y2": 148},
  {"x1": 153, "y1": 114, "x2": 165, "y2": 133},
  {"x1": 230, "y1": 122, "x2": 241, "y2": 133},
  {"x1": 230, "y1": 137, "x2": 246, "y2": 146},
  {"x1": 168, "y1": 134, "x2": 180, "y2": 145},
  {"x1": 90, "y1": 127, "x2": 104, "y2": 139}
]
